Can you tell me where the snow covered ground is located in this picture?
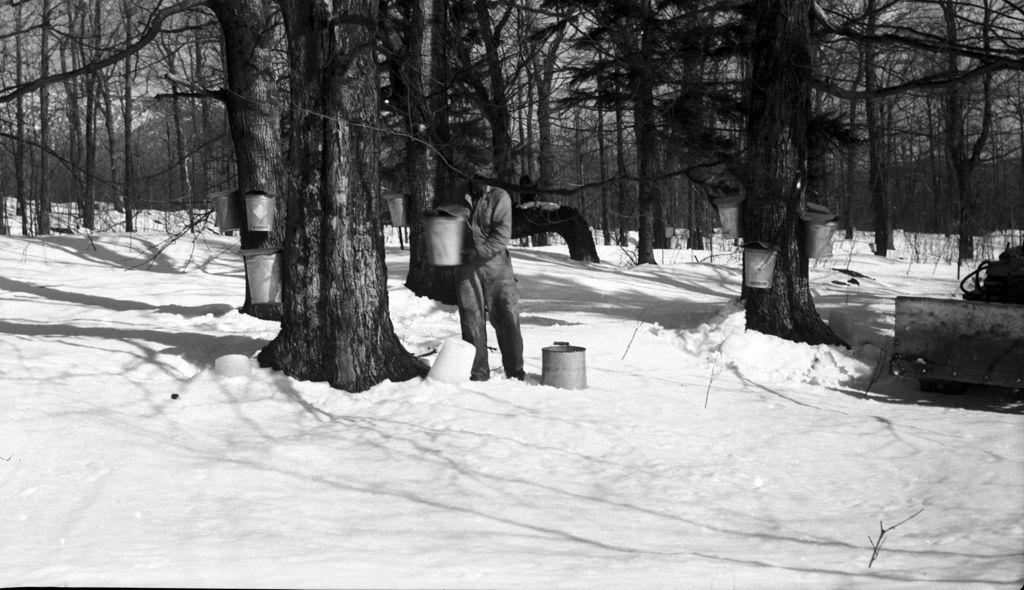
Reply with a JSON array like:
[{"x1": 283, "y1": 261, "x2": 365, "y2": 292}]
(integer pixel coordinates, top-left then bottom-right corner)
[{"x1": 1, "y1": 213, "x2": 1022, "y2": 588}]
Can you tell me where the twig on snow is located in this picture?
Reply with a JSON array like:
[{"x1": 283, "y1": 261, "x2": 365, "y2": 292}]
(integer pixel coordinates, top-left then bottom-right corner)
[
  {"x1": 704, "y1": 351, "x2": 720, "y2": 408},
  {"x1": 868, "y1": 508, "x2": 924, "y2": 568},
  {"x1": 621, "y1": 305, "x2": 651, "y2": 360}
]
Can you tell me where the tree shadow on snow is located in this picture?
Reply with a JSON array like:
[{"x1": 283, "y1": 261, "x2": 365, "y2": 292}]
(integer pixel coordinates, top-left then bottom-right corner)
[
  {"x1": 0, "y1": 276, "x2": 234, "y2": 317},
  {"x1": 0, "y1": 320, "x2": 267, "y2": 369},
  {"x1": 387, "y1": 248, "x2": 736, "y2": 332},
  {"x1": 13, "y1": 234, "x2": 242, "y2": 276}
]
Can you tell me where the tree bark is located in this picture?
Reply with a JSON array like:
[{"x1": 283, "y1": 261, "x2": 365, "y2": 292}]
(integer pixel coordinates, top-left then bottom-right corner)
[
  {"x1": 597, "y1": 105, "x2": 611, "y2": 246},
  {"x1": 941, "y1": 0, "x2": 993, "y2": 262},
  {"x1": 121, "y1": 0, "x2": 136, "y2": 233},
  {"x1": 633, "y1": 0, "x2": 656, "y2": 264},
  {"x1": 15, "y1": 1, "x2": 28, "y2": 235},
  {"x1": 614, "y1": 102, "x2": 629, "y2": 245},
  {"x1": 403, "y1": 0, "x2": 459, "y2": 303},
  {"x1": 864, "y1": 0, "x2": 889, "y2": 257},
  {"x1": 259, "y1": 0, "x2": 425, "y2": 391},
  {"x1": 208, "y1": 0, "x2": 285, "y2": 318},
  {"x1": 82, "y1": 1, "x2": 100, "y2": 232},
  {"x1": 744, "y1": 0, "x2": 843, "y2": 346},
  {"x1": 38, "y1": 0, "x2": 52, "y2": 236},
  {"x1": 60, "y1": 28, "x2": 85, "y2": 231},
  {"x1": 473, "y1": 1, "x2": 515, "y2": 182}
]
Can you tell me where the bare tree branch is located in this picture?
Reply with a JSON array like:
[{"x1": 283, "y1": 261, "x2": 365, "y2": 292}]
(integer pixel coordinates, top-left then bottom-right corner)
[{"x1": 0, "y1": 0, "x2": 208, "y2": 104}]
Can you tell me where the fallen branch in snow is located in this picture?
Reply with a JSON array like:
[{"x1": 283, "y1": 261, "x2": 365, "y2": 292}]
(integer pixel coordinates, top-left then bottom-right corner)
[
  {"x1": 863, "y1": 340, "x2": 892, "y2": 395},
  {"x1": 621, "y1": 306, "x2": 650, "y2": 360},
  {"x1": 868, "y1": 508, "x2": 924, "y2": 568}
]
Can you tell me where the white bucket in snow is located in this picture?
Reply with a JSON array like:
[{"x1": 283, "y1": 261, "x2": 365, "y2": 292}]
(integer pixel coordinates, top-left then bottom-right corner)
[
  {"x1": 215, "y1": 354, "x2": 251, "y2": 377},
  {"x1": 427, "y1": 337, "x2": 476, "y2": 384}
]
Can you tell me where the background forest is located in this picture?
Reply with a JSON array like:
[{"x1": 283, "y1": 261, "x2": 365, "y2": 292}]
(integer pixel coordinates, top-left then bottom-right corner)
[{"x1": 1, "y1": 0, "x2": 1021, "y2": 255}]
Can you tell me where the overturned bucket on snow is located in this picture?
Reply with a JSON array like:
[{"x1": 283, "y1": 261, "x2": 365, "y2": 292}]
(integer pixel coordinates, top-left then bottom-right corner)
[
  {"x1": 384, "y1": 192, "x2": 407, "y2": 227},
  {"x1": 424, "y1": 213, "x2": 466, "y2": 266},
  {"x1": 427, "y1": 337, "x2": 476, "y2": 384},
  {"x1": 244, "y1": 191, "x2": 276, "y2": 232},
  {"x1": 743, "y1": 241, "x2": 779, "y2": 289},
  {"x1": 713, "y1": 195, "x2": 744, "y2": 239},
  {"x1": 542, "y1": 342, "x2": 587, "y2": 390},
  {"x1": 241, "y1": 247, "x2": 282, "y2": 304},
  {"x1": 210, "y1": 190, "x2": 243, "y2": 232}
]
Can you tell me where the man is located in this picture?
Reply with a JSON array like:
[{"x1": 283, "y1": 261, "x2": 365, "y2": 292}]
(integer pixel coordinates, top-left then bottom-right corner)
[{"x1": 456, "y1": 178, "x2": 525, "y2": 381}]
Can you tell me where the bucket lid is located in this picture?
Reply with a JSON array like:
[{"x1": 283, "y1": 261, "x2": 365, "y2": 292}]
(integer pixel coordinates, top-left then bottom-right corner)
[
  {"x1": 543, "y1": 341, "x2": 585, "y2": 353},
  {"x1": 240, "y1": 247, "x2": 282, "y2": 257},
  {"x1": 433, "y1": 204, "x2": 469, "y2": 218},
  {"x1": 383, "y1": 192, "x2": 405, "y2": 201},
  {"x1": 800, "y1": 203, "x2": 838, "y2": 223},
  {"x1": 713, "y1": 195, "x2": 745, "y2": 206},
  {"x1": 207, "y1": 189, "x2": 236, "y2": 200}
]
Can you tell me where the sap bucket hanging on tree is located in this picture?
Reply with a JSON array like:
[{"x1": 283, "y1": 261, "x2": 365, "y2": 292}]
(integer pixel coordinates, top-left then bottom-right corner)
[
  {"x1": 743, "y1": 241, "x2": 780, "y2": 289},
  {"x1": 244, "y1": 191, "x2": 276, "y2": 232},
  {"x1": 241, "y1": 248, "x2": 282, "y2": 304},
  {"x1": 210, "y1": 190, "x2": 243, "y2": 232},
  {"x1": 424, "y1": 208, "x2": 466, "y2": 266},
  {"x1": 427, "y1": 337, "x2": 476, "y2": 384},
  {"x1": 713, "y1": 195, "x2": 745, "y2": 239},
  {"x1": 800, "y1": 203, "x2": 839, "y2": 258},
  {"x1": 541, "y1": 342, "x2": 587, "y2": 390},
  {"x1": 383, "y1": 192, "x2": 407, "y2": 227}
]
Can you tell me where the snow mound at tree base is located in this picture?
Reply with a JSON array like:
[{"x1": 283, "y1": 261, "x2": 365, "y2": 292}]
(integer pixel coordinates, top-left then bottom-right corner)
[{"x1": 675, "y1": 299, "x2": 877, "y2": 389}]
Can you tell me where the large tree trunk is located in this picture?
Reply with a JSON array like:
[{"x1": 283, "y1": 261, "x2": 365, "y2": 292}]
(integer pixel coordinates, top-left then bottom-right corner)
[
  {"x1": 404, "y1": 0, "x2": 458, "y2": 303},
  {"x1": 864, "y1": 0, "x2": 889, "y2": 257},
  {"x1": 614, "y1": 103, "x2": 629, "y2": 245},
  {"x1": 744, "y1": 0, "x2": 843, "y2": 346},
  {"x1": 259, "y1": 0, "x2": 424, "y2": 391},
  {"x1": 60, "y1": 33, "x2": 85, "y2": 232},
  {"x1": 474, "y1": 1, "x2": 515, "y2": 182},
  {"x1": 83, "y1": 8, "x2": 99, "y2": 233},
  {"x1": 597, "y1": 105, "x2": 611, "y2": 246},
  {"x1": 208, "y1": 0, "x2": 283, "y2": 318},
  {"x1": 633, "y1": 0, "x2": 656, "y2": 264},
  {"x1": 941, "y1": 0, "x2": 993, "y2": 262},
  {"x1": 395, "y1": 0, "x2": 452, "y2": 303},
  {"x1": 121, "y1": 0, "x2": 136, "y2": 233},
  {"x1": 15, "y1": 2, "x2": 28, "y2": 235},
  {"x1": 37, "y1": 0, "x2": 52, "y2": 236}
]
